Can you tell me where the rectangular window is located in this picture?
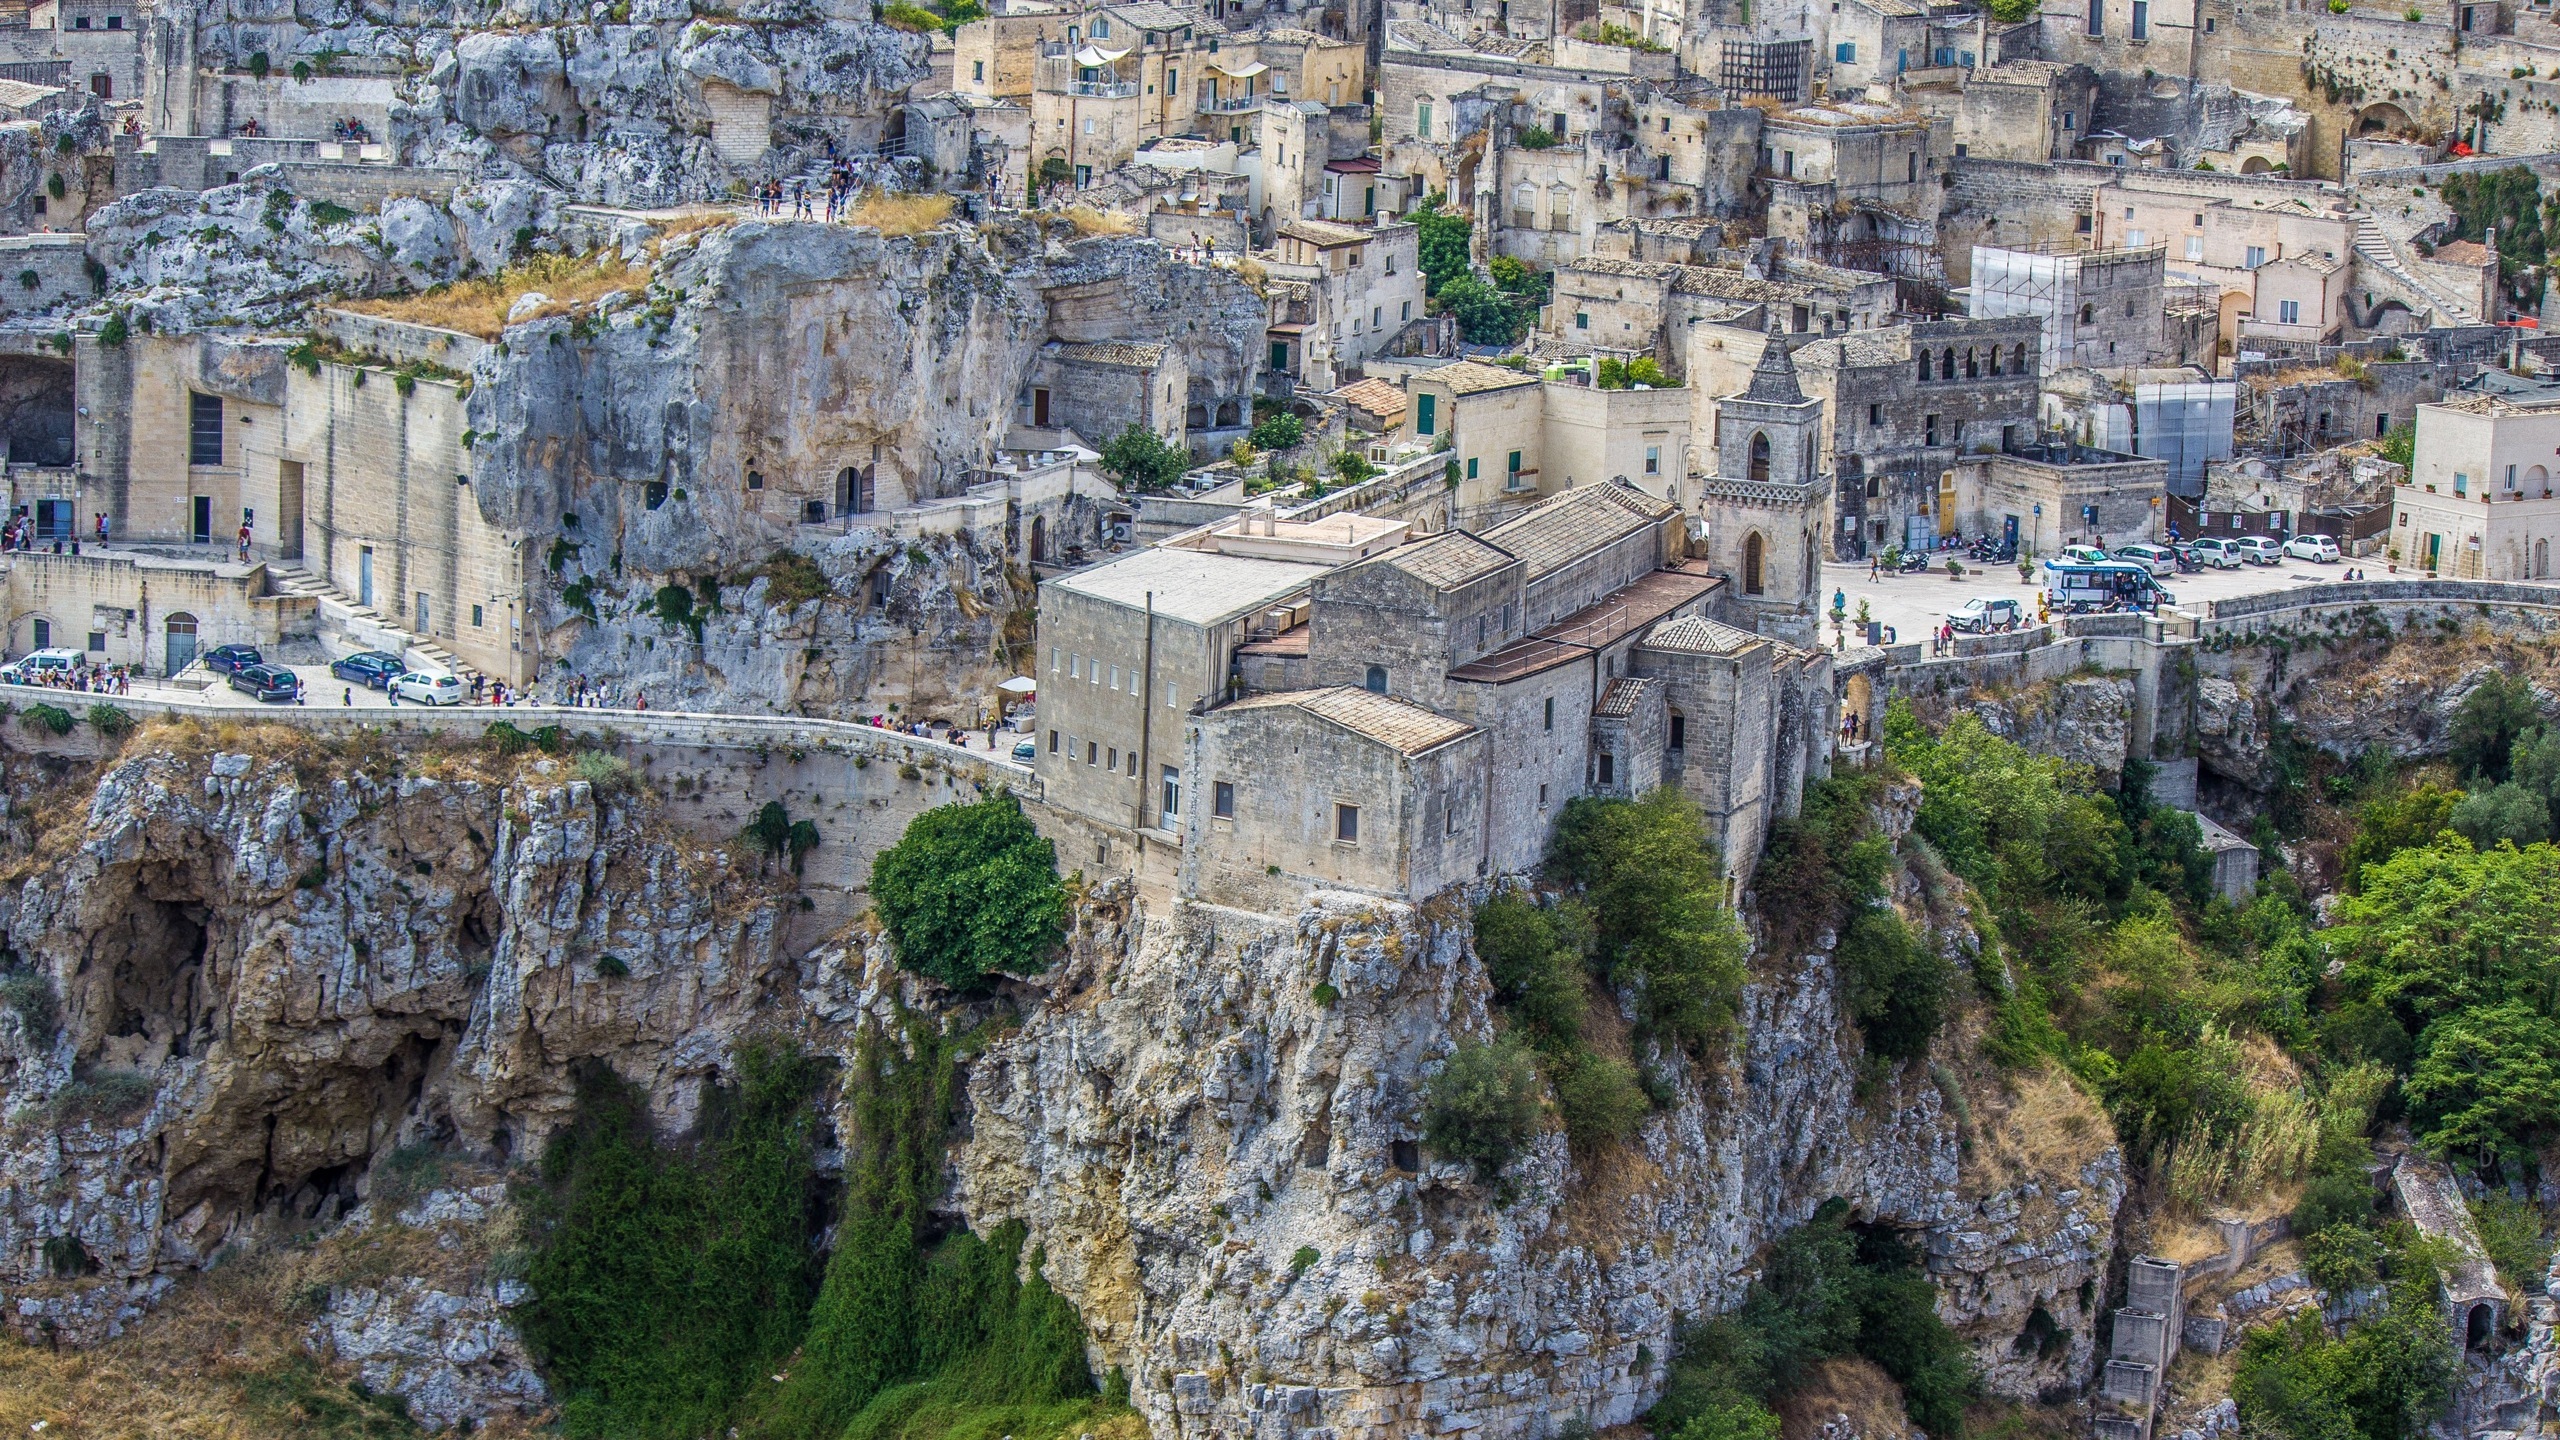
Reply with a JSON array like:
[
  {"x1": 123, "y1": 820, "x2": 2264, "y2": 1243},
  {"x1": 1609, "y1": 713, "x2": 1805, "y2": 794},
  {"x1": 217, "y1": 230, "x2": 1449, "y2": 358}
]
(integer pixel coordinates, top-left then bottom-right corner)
[
  {"x1": 87, "y1": 630, "x2": 105, "y2": 653},
  {"x1": 2456, "y1": 472, "x2": 2470, "y2": 496},
  {"x1": 1049, "y1": 729, "x2": 1060, "y2": 753},
  {"x1": 1543, "y1": 696, "x2": 1554, "y2": 730},
  {"x1": 1161, "y1": 765, "x2": 1180, "y2": 818},
  {"x1": 2278, "y1": 299, "x2": 2301, "y2": 325},
  {"x1": 1539, "y1": 783, "x2": 1549, "y2": 807},
  {"x1": 1466, "y1": 457, "x2": 1479, "y2": 479},
  {"x1": 1644, "y1": 445, "x2": 1661, "y2": 476},
  {"x1": 1401, "y1": 301, "x2": 1412, "y2": 321},
  {"x1": 1575, "y1": 311, "x2": 1589, "y2": 330},
  {"x1": 2085, "y1": 1, "x2": 2101, "y2": 35},
  {"x1": 1925, "y1": 414, "x2": 1940, "y2": 446},
  {"x1": 1166, "y1": 682, "x2": 1178, "y2": 708},
  {"x1": 1106, "y1": 747, "x2": 1118, "y2": 770},
  {"x1": 1507, "y1": 450, "x2": 1523, "y2": 474},
  {"x1": 1087, "y1": 740, "x2": 1099, "y2": 765},
  {"x1": 1598, "y1": 753, "x2": 1615, "y2": 784},
  {"x1": 1071, "y1": 653, "x2": 1082, "y2": 679},
  {"x1": 1051, "y1": 646, "x2": 1062, "y2": 673},
  {"x1": 1335, "y1": 803, "x2": 1359, "y2": 842},
  {"x1": 1870, "y1": 402, "x2": 1883, "y2": 425},
  {"x1": 472, "y1": 604, "x2": 484, "y2": 628},
  {"x1": 189, "y1": 391, "x2": 223, "y2": 466},
  {"x1": 2508, "y1": 465, "x2": 2518, "y2": 489},
  {"x1": 1416, "y1": 393, "x2": 1436, "y2": 435},
  {"x1": 1214, "y1": 780, "x2": 1235, "y2": 818},
  {"x1": 2244, "y1": 245, "x2": 2266, "y2": 269},
  {"x1": 1416, "y1": 100, "x2": 1433, "y2": 136},
  {"x1": 2131, "y1": 0, "x2": 2148, "y2": 37},
  {"x1": 2185, "y1": 236, "x2": 2203, "y2": 261},
  {"x1": 1836, "y1": 41, "x2": 1856, "y2": 61},
  {"x1": 973, "y1": 59, "x2": 985, "y2": 80},
  {"x1": 1110, "y1": 663, "x2": 1122, "y2": 690},
  {"x1": 1126, "y1": 752, "x2": 1137, "y2": 777}
]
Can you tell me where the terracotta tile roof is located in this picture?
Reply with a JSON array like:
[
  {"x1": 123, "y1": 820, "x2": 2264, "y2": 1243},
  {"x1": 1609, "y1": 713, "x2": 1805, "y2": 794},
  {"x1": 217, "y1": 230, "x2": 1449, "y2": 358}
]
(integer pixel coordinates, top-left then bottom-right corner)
[
  {"x1": 1592, "y1": 675, "x2": 1658, "y2": 719},
  {"x1": 1330, "y1": 375, "x2": 1409, "y2": 420},
  {"x1": 1221, "y1": 685, "x2": 1477, "y2": 754},
  {"x1": 1376, "y1": 530, "x2": 1517, "y2": 588},
  {"x1": 1429, "y1": 359, "x2": 1542, "y2": 394},
  {"x1": 1479, "y1": 483, "x2": 1676, "y2": 581},
  {"x1": 1645, "y1": 614, "x2": 1767, "y2": 655}
]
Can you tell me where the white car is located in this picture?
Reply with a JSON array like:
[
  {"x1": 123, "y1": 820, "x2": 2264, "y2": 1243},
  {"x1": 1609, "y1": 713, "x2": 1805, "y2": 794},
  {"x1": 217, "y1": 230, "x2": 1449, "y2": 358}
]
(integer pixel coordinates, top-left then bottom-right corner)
[
  {"x1": 2189, "y1": 537, "x2": 2245, "y2": 569},
  {"x1": 2059, "y1": 544, "x2": 2112, "y2": 565},
  {"x1": 2111, "y1": 543, "x2": 2177, "y2": 577},
  {"x1": 2233, "y1": 535, "x2": 2285, "y2": 565},
  {"x1": 2283, "y1": 533, "x2": 2341, "y2": 563},
  {"x1": 391, "y1": 672, "x2": 467, "y2": 705},
  {"x1": 1947, "y1": 596, "x2": 2026, "y2": 633}
]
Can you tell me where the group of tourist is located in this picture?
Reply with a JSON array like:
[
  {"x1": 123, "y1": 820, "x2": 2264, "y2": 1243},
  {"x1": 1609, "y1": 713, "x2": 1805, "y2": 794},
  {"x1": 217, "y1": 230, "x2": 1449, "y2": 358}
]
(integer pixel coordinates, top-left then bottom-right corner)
[
  {"x1": 751, "y1": 163, "x2": 867, "y2": 221},
  {"x1": 12, "y1": 663, "x2": 131, "y2": 695}
]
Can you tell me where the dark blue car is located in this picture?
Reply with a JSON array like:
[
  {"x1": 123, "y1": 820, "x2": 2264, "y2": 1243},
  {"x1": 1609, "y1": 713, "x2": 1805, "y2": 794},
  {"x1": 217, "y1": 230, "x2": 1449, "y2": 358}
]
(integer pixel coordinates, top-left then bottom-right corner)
[
  {"x1": 229, "y1": 663, "x2": 301, "y2": 703},
  {"x1": 329, "y1": 650, "x2": 406, "y2": 689},
  {"x1": 202, "y1": 643, "x2": 262, "y2": 675}
]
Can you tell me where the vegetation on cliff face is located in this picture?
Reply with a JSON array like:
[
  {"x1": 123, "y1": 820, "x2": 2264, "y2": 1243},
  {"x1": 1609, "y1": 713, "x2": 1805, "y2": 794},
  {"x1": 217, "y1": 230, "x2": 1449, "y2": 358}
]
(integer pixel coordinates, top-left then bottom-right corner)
[
  {"x1": 516, "y1": 1023, "x2": 1126, "y2": 1440},
  {"x1": 871, "y1": 792, "x2": 1067, "y2": 988},
  {"x1": 1651, "y1": 1200, "x2": 1977, "y2": 1440}
]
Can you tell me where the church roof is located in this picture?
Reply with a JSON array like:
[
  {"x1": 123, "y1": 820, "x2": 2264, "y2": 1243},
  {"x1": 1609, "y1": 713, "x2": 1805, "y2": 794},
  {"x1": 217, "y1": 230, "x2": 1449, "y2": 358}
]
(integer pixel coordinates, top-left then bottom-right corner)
[
  {"x1": 1480, "y1": 483, "x2": 1674, "y2": 582},
  {"x1": 1375, "y1": 529, "x2": 1517, "y2": 589},
  {"x1": 1740, "y1": 329, "x2": 1807, "y2": 405},
  {"x1": 1222, "y1": 686, "x2": 1478, "y2": 755},
  {"x1": 1645, "y1": 614, "x2": 1768, "y2": 655}
]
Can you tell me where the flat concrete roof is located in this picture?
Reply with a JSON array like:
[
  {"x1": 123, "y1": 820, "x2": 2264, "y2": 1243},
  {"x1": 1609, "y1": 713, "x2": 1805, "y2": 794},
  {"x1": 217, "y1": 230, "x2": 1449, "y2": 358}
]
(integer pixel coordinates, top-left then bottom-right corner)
[{"x1": 1047, "y1": 546, "x2": 1328, "y2": 626}]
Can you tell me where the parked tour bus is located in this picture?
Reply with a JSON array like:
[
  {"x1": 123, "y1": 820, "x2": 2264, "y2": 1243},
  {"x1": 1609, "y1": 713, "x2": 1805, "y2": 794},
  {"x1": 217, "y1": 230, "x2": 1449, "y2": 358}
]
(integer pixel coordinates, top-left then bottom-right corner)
[{"x1": 2043, "y1": 558, "x2": 2175, "y2": 610}]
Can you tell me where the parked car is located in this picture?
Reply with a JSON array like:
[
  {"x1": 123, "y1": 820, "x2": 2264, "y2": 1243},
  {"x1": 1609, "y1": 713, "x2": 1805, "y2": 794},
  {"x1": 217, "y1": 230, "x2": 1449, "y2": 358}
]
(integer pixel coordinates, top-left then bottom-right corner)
[
  {"x1": 1947, "y1": 596, "x2": 2026, "y2": 633},
  {"x1": 14, "y1": 647, "x2": 83, "y2": 678},
  {"x1": 392, "y1": 671, "x2": 466, "y2": 706},
  {"x1": 1010, "y1": 739, "x2": 1037, "y2": 763},
  {"x1": 330, "y1": 650, "x2": 406, "y2": 689},
  {"x1": 2189, "y1": 537, "x2": 2246, "y2": 569},
  {"x1": 2233, "y1": 535, "x2": 2285, "y2": 565},
  {"x1": 2059, "y1": 544, "x2": 2112, "y2": 565},
  {"x1": 2111, "y1": 543, "x2": 2178, "y2": 577},
  {"x1": 228, "y1": 663, "x2": 301, "y2": 703},
  {"x1": 202, "y1": 643, "x2": 263, "y2": 675},
  {"x1": 2283, "y1": 533, "x2": 2342, "y2": 563}
]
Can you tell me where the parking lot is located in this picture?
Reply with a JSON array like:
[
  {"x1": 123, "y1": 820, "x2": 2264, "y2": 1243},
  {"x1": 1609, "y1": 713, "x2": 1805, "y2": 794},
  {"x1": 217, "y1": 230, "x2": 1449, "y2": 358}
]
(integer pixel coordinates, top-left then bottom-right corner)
[{"x1": 1818, "y1": 551, "x2": 2396, "y2": 647}]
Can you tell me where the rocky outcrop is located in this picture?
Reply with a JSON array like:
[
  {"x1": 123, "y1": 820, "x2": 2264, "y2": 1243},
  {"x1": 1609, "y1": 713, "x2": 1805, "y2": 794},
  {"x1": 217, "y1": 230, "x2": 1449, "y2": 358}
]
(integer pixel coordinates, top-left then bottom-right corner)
[
  {"x1": 1961, "y1": 673, "x2": 2140, "y2": 782},
  {"x1": 953, "y1": 886, "x2": 2121, "y2": 1439}
]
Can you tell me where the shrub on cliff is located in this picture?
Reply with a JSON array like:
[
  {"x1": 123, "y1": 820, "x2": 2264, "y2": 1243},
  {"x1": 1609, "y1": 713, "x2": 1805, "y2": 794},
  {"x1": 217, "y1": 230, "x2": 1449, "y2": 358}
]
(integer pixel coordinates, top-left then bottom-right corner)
[
  {"x1": 1547, "y1": 788, "x2": 1748, "y2": 1056},
  {"x1": 1097, "y1": 423, "x2": 1190, "y2": 493},
  {"x1": 870, "y1": 793, "x2": 1065, "y2": 988},
  {"x1": 1422, "y1": 1035, "x2": 1543, "y2": 1175}
]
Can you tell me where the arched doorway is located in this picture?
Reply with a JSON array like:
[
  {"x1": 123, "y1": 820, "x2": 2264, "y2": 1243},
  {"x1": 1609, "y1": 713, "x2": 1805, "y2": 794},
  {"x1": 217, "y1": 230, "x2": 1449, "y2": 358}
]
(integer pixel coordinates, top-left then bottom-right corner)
[
  {"x1": 836, "y1": 465, "x2": 874, "y2": 516},
  {"x1": 2241, "y1": 156, "x2": 2272, "y2": 174},
  {"x1": 1845, "y1": 673, "x2": 1875, "y2": 745},
  {"x1": 165, "y1": 613, "x2": 198, "y2": 675},
  {"x1": 1748, "y1": 432, "x2": 1771, "y2": 483},
  {"x1": 1363, "y1": 664, "x2": 1388, "y2": 694},
  {"x1": 2357, "y1": 101, "x2": 2414, "y2": 136},
  {"x1": 1743, "y1": 532, "x2": 1766, "y2": 595},
  {"x1": 1030, "y1": 515, "x2": 1047, "y2": 564},
  {"x1": 2468, "y1": 1303, "x2": 2495, "y2": 1349}
]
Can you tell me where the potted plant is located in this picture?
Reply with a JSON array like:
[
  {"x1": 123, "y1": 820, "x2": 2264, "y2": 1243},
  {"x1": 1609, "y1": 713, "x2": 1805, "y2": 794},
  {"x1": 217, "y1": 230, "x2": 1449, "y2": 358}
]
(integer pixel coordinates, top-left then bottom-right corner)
[
  {"x1": 1946, "y1": 557, "x2": 1965, "y2": 580},
  {"x1": 2387, "y1": 545, "x2": 2400, "y2": 573},
  {"x1": 2018, "y1": 556, "x2": 2035, "y2": 584}
]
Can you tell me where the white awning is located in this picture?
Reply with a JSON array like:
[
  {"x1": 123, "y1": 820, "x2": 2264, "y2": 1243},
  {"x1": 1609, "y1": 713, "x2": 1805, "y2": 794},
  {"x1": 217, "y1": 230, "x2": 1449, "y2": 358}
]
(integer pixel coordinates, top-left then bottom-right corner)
[
  {"x1": 1072, "y1": 43, "x2": 1131, "y2": 66},
  {"x1": 1210, "y1": 59, "x2": 1269, "y2": 77},
  {"x1": 998, "y1": 676, "x2": 1040, "y2": 694}
]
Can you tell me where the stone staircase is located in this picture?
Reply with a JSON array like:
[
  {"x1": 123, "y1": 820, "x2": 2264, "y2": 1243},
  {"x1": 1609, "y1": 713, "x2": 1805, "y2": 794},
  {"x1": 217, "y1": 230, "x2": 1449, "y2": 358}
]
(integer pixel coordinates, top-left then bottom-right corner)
[
  {"x1": 2351, "y1": 213, "x2": 2481, "y2": 325},
  {"x1": 265, "y1": 562, "x2": 482, "y2": 682}
]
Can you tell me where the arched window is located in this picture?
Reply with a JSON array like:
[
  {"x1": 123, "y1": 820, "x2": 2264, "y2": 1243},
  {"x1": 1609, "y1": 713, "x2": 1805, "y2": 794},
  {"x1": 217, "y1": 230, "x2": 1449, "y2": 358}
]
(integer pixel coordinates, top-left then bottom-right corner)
[
  {"x1": 2013, "y1": 342, "x2": 2028, "y2": 372},
  {"x1": 1988, "y1": 347, "x2": 2002, "y2": 376},
  {"x1": 1742, "y1": 532, "x2": 1765, "y2": 595},
  {"x1": 2078, "y1": 304, "x2": 2094, "y2": 326},
  {"x1": 1748, "y1": 431, "x2": 1771, "y2": 483},
  {"x1": 1940, "y1": 347, "x2": 1956, "y2": 378},
  {"x1": 1363, "y1": 664, "x2": 1388, "y2": 694},
  {"x1": 1916, "y1": 351, "x2": 1932, "y2": 382},
  {"x1": 1964, "y1": 349, "x2": 1979, "y2": 378}
]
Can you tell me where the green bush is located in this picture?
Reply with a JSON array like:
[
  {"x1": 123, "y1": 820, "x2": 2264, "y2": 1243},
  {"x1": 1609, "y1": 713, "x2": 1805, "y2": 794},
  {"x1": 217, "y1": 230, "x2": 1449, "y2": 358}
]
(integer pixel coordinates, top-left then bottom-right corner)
[
  {"x1": 1549, "y1": 788, "x2": 1748, "y2": 1056},
  {"x1": 2234, "y1": 1271, "x2": 2458, "y2": 1440},
  {"x1": 84, "y1": 703, "x2": 134, "y2": 736},
  {"x1": 2294, "y1": 1169, "x2": 2376, "y2": 1237},
  {"x1": 1838, "y1": 908, "x2": 1953, "y2": 1061},
  {"x1": 1097, "y1": 423, "x2": 1190, "y2": 492},
  {"x1": 2304, "y1": 1223, "x2": 2384, "y2": 1294},
  {"x1": 516, "y1": 1045, "x2": 828, "y2": 1439},
  {"x1": 573, "y1": 750, "x2": 636, "y2": 796},
  {"x1": 1551, "y1": 1050, "x2": 1649, "y2": 1148},
  {"x1": 18, "y1": 703, "x2": 74, "y2": 736},
  {"x1": 1247, "y1": 409, "x2": 1304, "y2": 452},
  {"x1": 0, "y1": 966, "x2": 59, "y2": 1043},
  {"x1": 2449, "y1": 673, "x2": 2541, "y2": 784},
  {"x1": 1422, "y1": 1035, "x2": 1544, "y2": 1175},
  {"x1": 1410, "y1": 192, "x2": 1472, "y2": 296},
  {"x1": 2469, "y1": 1194, "x2": 2555, "y2": 1291},
  {"x1": 758, "y1": 551, "x2": 831, "y2": 607},
  {"x1": 870, "y1": 793, "x2": 1065, "y2": 988},
  {"x1": 1472, "y1": 893, "x2": 1590, "y2": 1044},
  {"x1": 740, "y1": 800, "x2": 821, "y2": 876},
  {"x1": 52, "y1": 1065, "x2": 154, "y2": 1123}
]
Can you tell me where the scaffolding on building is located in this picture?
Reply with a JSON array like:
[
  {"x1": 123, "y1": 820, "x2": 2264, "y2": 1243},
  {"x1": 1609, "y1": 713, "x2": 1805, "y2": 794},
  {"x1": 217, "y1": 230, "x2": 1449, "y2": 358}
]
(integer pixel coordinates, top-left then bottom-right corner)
[
  {"x1": 1967, "y1": 242, "x2": 2162, "y2": 372},
  {"x1": 1719, "y1": 39, "x2": 1809, "y2": 103}
]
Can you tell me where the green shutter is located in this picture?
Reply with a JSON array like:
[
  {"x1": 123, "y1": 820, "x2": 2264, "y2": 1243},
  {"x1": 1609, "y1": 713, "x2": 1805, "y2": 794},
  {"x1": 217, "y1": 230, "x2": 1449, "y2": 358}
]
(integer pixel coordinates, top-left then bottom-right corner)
[{"x1": 1417, "y1": 393, "x2": 1436, "y2": 435}]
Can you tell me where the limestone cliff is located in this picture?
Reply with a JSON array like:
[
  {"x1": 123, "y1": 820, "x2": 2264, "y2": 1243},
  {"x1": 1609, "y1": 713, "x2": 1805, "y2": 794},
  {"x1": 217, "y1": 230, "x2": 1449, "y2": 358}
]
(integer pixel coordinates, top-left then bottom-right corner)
[{"x1": 0, "y1": 722, "x2": 2122, "y2": 1437}]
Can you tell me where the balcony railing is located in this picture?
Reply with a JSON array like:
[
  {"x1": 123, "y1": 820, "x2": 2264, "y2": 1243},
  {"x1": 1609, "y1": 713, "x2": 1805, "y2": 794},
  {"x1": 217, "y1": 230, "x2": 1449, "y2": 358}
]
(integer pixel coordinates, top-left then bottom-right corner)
[
  {"x1": 1198, "y1": 89, "x2": 1265, "y2": 112},
  {"x1": 1064, "y1": 79, "x2": 1139, "y2": 98}
]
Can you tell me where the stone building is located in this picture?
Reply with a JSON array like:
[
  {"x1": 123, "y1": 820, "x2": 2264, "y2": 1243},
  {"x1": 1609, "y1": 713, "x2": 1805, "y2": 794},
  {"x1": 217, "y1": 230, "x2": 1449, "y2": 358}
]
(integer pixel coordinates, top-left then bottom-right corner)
[
  {"x1": 1019, "y1": 340, "x2": 1194, "y2": 451},
  {"x1": 1043, "y1": 478, "x2": 1836, "y2": 911},
  {"x1": 2391, "y1": 378, "x2": 2560, "y2": 579},
  {"x1": 1260, "y1": 218, "x2": 1424, "y2": 391},
  {"x1": 2086, "y1": 168, "x2": 2360, "y2": 348},
  {"x1": 1953, "y1": 438, "x2": 2168, "y2": 553},
  {"x1": 1968, "y1": 241, "x2": 2170, "y2": 371},
  {"x1": 1699, "y1": 330, "x2": 1830, "y2": 639},
  {"x1": 1793, "y1": 314, "x2": 2045, "y2": 556},
  {"x1": 1759, "y1": 99, "x2": 1948, "y2": 278}
]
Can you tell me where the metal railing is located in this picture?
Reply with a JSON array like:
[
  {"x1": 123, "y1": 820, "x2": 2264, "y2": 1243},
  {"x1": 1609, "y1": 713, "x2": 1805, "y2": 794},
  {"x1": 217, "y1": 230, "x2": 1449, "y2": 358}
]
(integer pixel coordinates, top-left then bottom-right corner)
[{"x1": 1061, "y1": 79, "x2": 1139, "y2": 98}]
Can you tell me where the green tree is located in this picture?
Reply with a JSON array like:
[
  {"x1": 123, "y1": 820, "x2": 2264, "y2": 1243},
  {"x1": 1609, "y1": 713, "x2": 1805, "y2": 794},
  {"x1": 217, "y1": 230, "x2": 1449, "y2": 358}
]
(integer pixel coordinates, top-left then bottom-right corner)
[
  {"x1": 2450, "y1": 782, "x2": 2551, "y2": 849},
  {"x1": 1838, "y1": 907, "x2": 1954, "y2": 1061},
  {"x1": 2438, "y1": 167, "x2": 2548, "y2": 304},
  {"x1": 1410, "y1": 192, "x2": 1472, "y2": 296},
  {"x1": 2340, "y1": 782, "x2": 2460, "y2": 892},
  {"x1": 2377, "y1": 420, "x2": 2416, "y2": 471},
  {"x1": 869, "y1": 793, "x2": 1067, "y2": 988},
  {"x1": 1097, "y1": 423, "x2": 1190, "y2": 492},
  {"x1": 1549, "y1": 788, "x2": 1749, "y2": 1055},
  {"x1": 1488, "y1": 254, "x2": 1551, "y2": 301},
  {"x1": 1246, "y1": 408, "x2": 1303, "y2": 452},
  {"x1": 1422, "y1": 1034, "x2": 1544, "y2": 1174},
  {"x1": 1473, "y1": 893, "x2": 1591, "y2": 1044},
  {"x1": 2449, "y1": 672, "x2": 2542, "y2": 784},
  {"x1": 2402, "y1": 999, "x2": 2560, "y2": 1165},
  {"x1": 1435, "y1": 272, "x2": 1524, "y2": 345}
]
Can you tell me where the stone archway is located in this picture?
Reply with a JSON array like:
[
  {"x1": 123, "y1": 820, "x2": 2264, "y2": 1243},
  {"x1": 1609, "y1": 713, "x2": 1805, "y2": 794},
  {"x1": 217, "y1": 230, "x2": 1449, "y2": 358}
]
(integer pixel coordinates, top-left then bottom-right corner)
[
  {"x1": 1743, "y1": 531, "x2": 1766, "y2": 595},
  {"x1": 2357, "y1": 101, "x2": 2414, "y2": 136}
]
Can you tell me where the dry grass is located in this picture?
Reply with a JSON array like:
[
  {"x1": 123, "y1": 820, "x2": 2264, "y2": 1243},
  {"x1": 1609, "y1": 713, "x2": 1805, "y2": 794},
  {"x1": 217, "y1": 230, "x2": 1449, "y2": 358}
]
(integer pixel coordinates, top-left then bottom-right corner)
[
  {"x1": 648, "y1": 208, "x2": 737, "y2": 247},
  {"x1": 1959, "y1": 1058, "x2": 2115, "y2": 1198},
  {"x1": 0, "y1": 1192, "x2": 545, "y2": 1440},
  {"x1": 1059, "y1": 206, "x2": 1137, "y2": 237},
  {"x1": 339, "y1": 252, "x2": 649, "y2": 340},
  {"x1": 1778, "y1": 1357, "x2": 1913, "y2": 1440},
  {"x1": 847, "y1": 190, "x2": 955, "y2": 236}
]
